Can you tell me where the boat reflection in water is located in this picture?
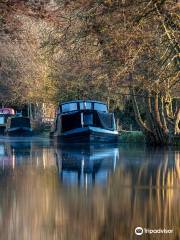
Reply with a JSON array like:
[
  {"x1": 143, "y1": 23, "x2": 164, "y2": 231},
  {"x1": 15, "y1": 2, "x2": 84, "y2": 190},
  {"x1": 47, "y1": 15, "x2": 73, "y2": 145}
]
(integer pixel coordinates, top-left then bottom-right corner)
[
  {"x1": 56, "y1": 145, "x2": 119, "y2": 186},
  {"x1": 0, "y1": 143, "x2": 14, "y2": 169},
  {"x1": 0, "y1": 139, "x2": 54, "y2": 171},
  {"x1": 0, "y1": 141, "x2": 33, "y2": 170}
]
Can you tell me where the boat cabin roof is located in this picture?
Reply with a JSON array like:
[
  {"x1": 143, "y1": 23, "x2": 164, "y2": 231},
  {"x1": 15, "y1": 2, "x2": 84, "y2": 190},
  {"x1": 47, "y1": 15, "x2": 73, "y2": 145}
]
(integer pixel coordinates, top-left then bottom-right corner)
[
  {"x1": 59, "y1": 100, "x2": 108, "y2": 114},
  {"x1": 0, "y1": 108, "x2": 15, "y2": 115}
]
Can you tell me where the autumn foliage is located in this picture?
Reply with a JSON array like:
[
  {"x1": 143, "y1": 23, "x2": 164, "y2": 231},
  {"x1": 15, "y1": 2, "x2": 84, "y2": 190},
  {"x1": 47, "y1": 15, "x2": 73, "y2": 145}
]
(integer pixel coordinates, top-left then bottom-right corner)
[{"x1": 0, "y1": 0, "x2": 179, "y2": 144}]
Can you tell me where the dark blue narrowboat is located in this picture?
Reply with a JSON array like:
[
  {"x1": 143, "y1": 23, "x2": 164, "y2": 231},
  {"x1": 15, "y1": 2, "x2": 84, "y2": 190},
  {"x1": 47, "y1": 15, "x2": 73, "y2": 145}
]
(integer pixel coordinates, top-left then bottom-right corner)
[
  {"x1": 51, "y1": 100, "x2": 119, "y2": 143},
  {"x1": 5, "y1": 116, "x2": 32, "y2": 136}
]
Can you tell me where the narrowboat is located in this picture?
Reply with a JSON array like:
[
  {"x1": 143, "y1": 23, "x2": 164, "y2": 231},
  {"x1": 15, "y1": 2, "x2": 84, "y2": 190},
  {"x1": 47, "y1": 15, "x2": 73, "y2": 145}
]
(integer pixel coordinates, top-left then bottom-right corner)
[
  {"x1": 51, "y1": 100, "x2": 119, "y2": 143},
  {"x1": 5, "y1": 116, "x2": 32, "y2": 136},
  {"x1": 0, "y1": 108, "x2": 15, "y2": 135}
]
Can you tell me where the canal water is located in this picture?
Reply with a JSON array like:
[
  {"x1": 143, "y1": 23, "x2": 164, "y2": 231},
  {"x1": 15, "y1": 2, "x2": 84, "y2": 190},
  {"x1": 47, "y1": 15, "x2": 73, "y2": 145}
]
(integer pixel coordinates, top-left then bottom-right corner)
[{"x1": 0, "y1": 137, "x2": 179, "y2": 240}]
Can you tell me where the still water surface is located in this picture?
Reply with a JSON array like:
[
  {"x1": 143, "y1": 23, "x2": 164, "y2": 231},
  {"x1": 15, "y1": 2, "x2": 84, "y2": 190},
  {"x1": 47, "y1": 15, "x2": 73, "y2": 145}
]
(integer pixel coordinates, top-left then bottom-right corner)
[{"x1": 0, "y1": 137, "x2": 179, "y2": 240}]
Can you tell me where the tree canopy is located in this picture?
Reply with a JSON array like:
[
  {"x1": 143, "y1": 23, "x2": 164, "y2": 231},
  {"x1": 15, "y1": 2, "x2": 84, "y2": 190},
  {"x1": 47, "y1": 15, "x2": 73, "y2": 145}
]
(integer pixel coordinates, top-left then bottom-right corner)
[{"x1": 0, "y1": 0, "x2": 179, "y2": 143}]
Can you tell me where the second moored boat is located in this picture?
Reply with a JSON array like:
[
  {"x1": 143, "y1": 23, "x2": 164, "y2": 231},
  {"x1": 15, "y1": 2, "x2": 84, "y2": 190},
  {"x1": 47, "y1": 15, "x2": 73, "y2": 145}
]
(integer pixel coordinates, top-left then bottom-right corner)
[{"x1": 5, "y1": 115, "x2": 33, "y2": 136}]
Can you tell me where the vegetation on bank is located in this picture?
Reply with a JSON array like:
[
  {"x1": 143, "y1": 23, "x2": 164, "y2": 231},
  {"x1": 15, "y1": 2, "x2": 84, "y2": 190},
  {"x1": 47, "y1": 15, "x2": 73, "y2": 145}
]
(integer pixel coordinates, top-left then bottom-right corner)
[
  {"x1": 119, "y1": 131, "x2": 180, "y2": 146},
  {"x1": 119, "y1": 131, "x2": 145, "y2": 144},
  {"x1": 174, "y1": 136, "x2": 180, "y2": 146},
  {"x1": 0, "y1": 0, "x2": 179, "y2": 145}
]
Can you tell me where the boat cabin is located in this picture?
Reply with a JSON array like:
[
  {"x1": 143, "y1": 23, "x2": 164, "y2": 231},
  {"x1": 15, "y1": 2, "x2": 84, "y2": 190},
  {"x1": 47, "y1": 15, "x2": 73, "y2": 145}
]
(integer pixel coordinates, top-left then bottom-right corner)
[
  {"x1": 0, "y1": 108, "x2": 15, "y2": 134},
  {"x1": 6, "y1": 116, "x2": 32, "y2": 136}
]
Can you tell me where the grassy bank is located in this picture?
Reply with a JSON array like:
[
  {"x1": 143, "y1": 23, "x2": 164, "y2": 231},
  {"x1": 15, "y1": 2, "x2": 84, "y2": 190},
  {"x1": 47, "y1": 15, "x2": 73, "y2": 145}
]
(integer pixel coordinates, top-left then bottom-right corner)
[
  {"x1": 119, "y1": 131, "x2": 180, "y2": 145},
  {"x1": 119, "y1": 131, "x2": 145, "y2": 143}
]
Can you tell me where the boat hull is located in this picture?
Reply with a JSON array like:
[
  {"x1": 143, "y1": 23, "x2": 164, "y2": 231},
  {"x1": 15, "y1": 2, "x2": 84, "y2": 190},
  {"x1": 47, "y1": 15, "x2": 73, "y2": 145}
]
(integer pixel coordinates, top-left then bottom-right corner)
[
  {"x1": 0, "y1": 126, "x2": 6, "y2": 135},
  {"x1": 7, "y1": 128, "x2": 33, "y2": 136},
  {"x1": 55, "y1": 127, "x2": 119, "y2": 143}
]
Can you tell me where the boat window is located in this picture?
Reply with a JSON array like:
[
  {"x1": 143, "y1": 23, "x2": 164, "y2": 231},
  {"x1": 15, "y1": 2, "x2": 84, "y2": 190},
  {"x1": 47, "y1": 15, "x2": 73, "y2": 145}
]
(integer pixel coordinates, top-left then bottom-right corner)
[
  {"x1": 61, "y1": 112, "x2": 81, "y2": 131},
  {"x1": 94, "y1": 103, "x2": 107, "y2": 112},
  {"x1": 83, "y1": 113, "x2": 93, "y2": 126},
  {"x1": 80, "y1": 102, "x2": 92, "y2": 110},
  {"x1": 61, "y1": 103, "x2": 78, "y2": 113},
  {"x1": 0, "y1": 117, "x2": 4, "y2": 124}
]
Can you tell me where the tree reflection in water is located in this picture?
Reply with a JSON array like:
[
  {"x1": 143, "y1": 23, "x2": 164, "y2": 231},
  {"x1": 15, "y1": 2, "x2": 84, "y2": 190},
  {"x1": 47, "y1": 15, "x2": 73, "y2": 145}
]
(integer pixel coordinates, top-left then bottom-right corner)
[{"x1": 0, "y1": 140, "x2": 179, "y2": 240}]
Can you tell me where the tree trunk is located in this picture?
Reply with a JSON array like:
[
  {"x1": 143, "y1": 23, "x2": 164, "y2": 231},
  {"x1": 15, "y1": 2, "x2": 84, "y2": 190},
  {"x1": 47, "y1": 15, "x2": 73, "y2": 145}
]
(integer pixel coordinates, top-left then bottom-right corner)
[
  {"x1": 175, "y1": 108, "x2": 180, "y2": 135},
  {"x1": 130, "y1": 86, "x2": 179, "y2": 145}
]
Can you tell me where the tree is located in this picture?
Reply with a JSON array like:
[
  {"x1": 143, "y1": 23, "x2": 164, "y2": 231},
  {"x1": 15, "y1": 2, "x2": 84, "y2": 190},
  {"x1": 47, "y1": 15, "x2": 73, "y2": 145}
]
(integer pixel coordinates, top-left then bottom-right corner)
[
  {"x1": 129, "y1": 0, "x2": 180, "y2": 144},
  {"x1": 0, "y1": 0, "x2": 179, "y2": 144}
]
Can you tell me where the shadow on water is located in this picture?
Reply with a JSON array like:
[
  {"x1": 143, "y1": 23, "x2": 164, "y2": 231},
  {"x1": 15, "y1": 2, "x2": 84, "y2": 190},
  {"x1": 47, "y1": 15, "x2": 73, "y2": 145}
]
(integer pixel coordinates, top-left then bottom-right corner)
[{"x1": 0, "y1": 138, "x2": 179, "y2": 240}]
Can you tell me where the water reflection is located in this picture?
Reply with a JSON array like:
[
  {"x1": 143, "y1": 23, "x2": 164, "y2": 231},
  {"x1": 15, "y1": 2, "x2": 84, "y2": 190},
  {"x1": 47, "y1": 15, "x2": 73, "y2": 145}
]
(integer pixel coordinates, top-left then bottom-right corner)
[
  {"x1": 56, "y1": 145, "x2": 119, "y2": 186},
  {"x1": 0, "y1": 139, "x2": 179, "y2": 240},
  {"x1": 0, "y1": 139, "x2": 55, "y2": 170}
]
